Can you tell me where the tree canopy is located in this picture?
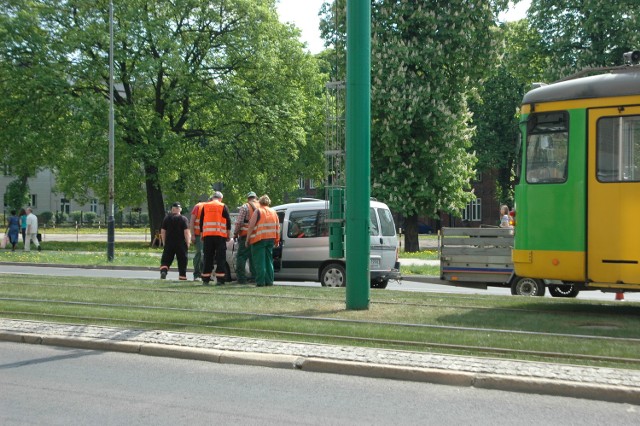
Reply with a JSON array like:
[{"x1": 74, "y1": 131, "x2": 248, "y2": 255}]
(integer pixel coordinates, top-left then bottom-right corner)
[{"x1": 0, "y1": 0, "x2": 326, "y2": 235}]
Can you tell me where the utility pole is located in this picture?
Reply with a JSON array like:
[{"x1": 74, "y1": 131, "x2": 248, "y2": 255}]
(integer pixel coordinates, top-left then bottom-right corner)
[
  {"x1": 107, "y1": 0, "x2": 115, "y2": 261},
  {"x1": 345, "y1": 0, "x2": 371, "y2": 310}
]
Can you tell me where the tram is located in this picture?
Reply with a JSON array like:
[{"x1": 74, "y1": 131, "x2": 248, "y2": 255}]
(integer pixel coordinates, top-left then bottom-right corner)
[{"x1": 513, "y1": 53, "x2": 640, "y2": 294}]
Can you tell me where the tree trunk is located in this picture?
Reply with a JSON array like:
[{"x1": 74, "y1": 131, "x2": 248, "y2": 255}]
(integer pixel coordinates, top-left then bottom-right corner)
[
  {"x1": 144, "y1": 164, "x2": 165, "y2": 247},
  {"x1": 403, "y1": 213, "x2": 420, "y2": 253}
]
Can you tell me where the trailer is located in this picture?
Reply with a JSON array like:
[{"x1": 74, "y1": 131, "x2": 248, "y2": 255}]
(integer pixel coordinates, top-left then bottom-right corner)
[{"x1": 439, "y1": 227, "x2": 579, "y2": 297}]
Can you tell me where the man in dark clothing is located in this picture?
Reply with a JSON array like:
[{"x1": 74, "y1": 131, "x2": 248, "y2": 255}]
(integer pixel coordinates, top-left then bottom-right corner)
[
  {"x1": 200, "y1": 191, "x2": 232, "y2": 286},
  {"x1": 160, "y1": 202, "x2": 191, "y2": 280}
]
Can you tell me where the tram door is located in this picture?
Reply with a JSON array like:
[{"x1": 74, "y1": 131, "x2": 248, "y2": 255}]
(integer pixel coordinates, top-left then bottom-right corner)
[{"x1": 588, "y1": 107, "x2": 640, "y2": 285}]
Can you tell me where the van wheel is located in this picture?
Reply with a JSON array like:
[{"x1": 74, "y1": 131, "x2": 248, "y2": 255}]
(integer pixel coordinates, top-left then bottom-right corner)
[
  {"x1": 549, "y1": 284, "x2": 579, "y2": 298},
  {"x1": 510, "y1": 276, "x2": 545, "y2": 296},
  {"x1": 321, "y1": 263, "x2": 346, "y2": 287},
  {"x1": 370, "y1": 279, "x2": 388, "y2": 289}
]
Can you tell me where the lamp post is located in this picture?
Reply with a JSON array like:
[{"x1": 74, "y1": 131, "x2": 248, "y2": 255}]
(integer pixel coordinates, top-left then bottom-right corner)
[{"x1": 107, "y1": 0, "x2": 115, "y2": 261}]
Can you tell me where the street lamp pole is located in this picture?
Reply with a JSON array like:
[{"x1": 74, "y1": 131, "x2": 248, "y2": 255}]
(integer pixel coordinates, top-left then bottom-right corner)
[{"x1": 107, "y1": 0, "x2": 115, "y2": 261}]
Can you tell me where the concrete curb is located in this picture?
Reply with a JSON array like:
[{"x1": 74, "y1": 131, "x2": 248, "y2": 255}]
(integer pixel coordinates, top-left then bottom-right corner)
[{"x1": 3, "y1": 330, "x2": 640, "y2": 405}]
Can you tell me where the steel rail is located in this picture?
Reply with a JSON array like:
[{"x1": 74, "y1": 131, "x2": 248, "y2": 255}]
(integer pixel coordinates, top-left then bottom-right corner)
[{"x1": 3, "y1": 297, "x2": 640, "y2": 344}]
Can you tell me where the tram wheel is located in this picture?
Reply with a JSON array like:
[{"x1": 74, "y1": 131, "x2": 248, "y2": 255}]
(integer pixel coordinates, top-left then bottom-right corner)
[
  {"x1": 511, "y1": 276, "x2": 546, "y2": 297},
  {"x1": 549, "y1": 284, "x2": 579, "y2": 298}
]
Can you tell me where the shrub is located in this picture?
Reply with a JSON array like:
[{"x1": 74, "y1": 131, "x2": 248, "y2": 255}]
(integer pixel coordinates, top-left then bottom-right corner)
[
  {"x1": 139, "y1": 213, "x2": 149, "y2": 225},
  {"x1": 70, "y1": 210, "x2": 83, "y2": 224},
  {"x1": 55, "y1": 212, "x2": 68, "y2": 225},
  {"x1": 84, "y1": 212, "x2": 97, "y2": 225},
  {"x1": 39, "y1": 211, "x2": 54, "y2": 226}
]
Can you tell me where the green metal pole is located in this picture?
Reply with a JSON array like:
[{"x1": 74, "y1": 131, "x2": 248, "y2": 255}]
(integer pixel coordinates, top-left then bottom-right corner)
[{"x1": 345, "y1": 0, "x2": 370, "y2": 310}]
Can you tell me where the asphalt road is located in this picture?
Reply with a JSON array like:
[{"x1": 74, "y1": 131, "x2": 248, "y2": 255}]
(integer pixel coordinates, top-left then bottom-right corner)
[
  {"x1": 2, "y1": 342, "x2": 638, "y2": 425},
  {"x1": 1, "y1": 263, "x2": 638, "y2": 303}
]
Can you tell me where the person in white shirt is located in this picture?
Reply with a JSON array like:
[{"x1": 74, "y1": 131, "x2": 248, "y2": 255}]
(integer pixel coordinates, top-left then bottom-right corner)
[{"x1": 25, "y1": 207, "x2": 41, "y2": 252}]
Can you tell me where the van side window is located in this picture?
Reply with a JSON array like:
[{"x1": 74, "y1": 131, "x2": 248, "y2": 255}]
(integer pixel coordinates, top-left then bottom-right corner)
[
  {"x1": 288, "y1": 210, "x2": 328, "y2": 238},
  {"x1": 377, "y1": 208, "x2": 396, "y2": 236},
  {"x1": 369, "y1": 208, "x2": 379, "y2": 236}
]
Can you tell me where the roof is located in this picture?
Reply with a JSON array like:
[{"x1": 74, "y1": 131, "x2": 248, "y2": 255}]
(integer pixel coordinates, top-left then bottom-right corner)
[{"x1": 522, "y1": 68, "x2": 640, "y2": 105}]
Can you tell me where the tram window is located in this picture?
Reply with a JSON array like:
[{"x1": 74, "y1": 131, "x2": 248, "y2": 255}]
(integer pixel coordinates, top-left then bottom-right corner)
[
  {"x1": 526, "y1": 112, "x2": 569, "y2": 183},
  {"x1": 597, "y1": 115, "x2": 640, "y2": 182}
]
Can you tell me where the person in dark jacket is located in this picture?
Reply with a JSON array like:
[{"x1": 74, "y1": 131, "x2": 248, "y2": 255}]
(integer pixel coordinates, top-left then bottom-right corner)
[{"x1": 160, "y1": 202, "x2": 191, "y2": 280}]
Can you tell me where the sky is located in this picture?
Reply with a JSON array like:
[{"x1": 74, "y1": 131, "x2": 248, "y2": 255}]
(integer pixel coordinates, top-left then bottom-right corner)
[{"x1": 276, "y1": 0, "x2": 532, "y2": 55}]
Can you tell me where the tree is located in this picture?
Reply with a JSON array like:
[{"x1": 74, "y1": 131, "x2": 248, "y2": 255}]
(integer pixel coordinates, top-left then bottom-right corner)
[
  {"x1": 469, "y1": 19, "x2": 548, "y2": 207},
  {"x1": 3, "y1": 179, "x2": 30, "y2": 213},
  {"x1": 322, "y1": 1, "x2": 510, "y2": 251},
  {"x1": 0, "y1": 0, "x2": 326, "y2": 237},
  {"x1": 528, "y1": 0, "x2": 640, "y2": 80}
]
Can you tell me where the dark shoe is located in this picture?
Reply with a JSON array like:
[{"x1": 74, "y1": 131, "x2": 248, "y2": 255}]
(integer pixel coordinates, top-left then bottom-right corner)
[
  {"x1": 237, "y1": 279, "x2": 247, "y2": 284},
  {"x1": 265, "y1": 283, "x2": 274, "y2": 286},
  {"x1": 160, "y1": 270, "x2": 167, "y2": 279},
  {"x1": 37, "y1": 245, "x2": 41, "y2": 252},
  {"x1": 202, "y1": 279, "x2": 211, "y2": 286},
  {"x1": 216, "y1": 280, "x2": 225, "y2": 286},
  {"x1": 256, "y1": 284, "x2": 265, "y2": 287}
]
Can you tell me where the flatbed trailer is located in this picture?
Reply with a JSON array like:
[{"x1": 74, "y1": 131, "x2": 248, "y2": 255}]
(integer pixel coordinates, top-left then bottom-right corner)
[{"x1": 438, "y1": 227, "x2": 579, "y2": 297}]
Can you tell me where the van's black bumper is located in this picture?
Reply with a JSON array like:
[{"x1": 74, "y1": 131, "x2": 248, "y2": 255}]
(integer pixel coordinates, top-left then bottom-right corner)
[{"x1": 371, "y1": 261, "x2": 401, "y2": 281}]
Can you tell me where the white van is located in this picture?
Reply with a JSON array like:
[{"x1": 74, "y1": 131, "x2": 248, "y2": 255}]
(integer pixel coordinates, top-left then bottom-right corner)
[{"x1": 225, "y1": 199, "x2": 400, "y2": 288}]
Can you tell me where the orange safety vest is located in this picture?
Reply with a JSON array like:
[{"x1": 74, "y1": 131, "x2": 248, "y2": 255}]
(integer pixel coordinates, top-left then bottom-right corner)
[
  {"x1": 238, "y1": 200, "x2": 258, "y2": 237},
  {"x1": 201, "y1": 200, "x2": 227, "y2": 238},
  {"x1": 249, "y1": 207, "x2": 279, "y2": 245},
  {"x1": 192, "y1": 202, "x2": 205, "y2": 236}
]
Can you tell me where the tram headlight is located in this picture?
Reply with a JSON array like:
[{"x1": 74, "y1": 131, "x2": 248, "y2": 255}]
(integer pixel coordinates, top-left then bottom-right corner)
[{"x1": 623, "y1": 50, "x2": 640, "y2": 64}]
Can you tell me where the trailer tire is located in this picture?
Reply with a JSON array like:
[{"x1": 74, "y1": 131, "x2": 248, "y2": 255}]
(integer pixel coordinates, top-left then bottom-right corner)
[
  {"x1": 549, "y1": 284, "x2": 579, "y2": 298},
  {"x1": 511, "y1": 276, "x2": 545, "y2": 297}
]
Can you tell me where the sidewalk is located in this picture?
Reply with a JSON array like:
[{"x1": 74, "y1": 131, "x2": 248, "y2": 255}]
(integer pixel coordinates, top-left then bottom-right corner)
[{"x1": 1, "y1": 318, "x2": 639, "y2": 405}]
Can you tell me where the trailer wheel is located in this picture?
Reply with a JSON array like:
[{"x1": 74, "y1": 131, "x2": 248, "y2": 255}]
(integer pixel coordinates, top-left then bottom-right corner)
[
  {"x1": 549, "y1": 284, "x2": 579, "y2": 298},
  {"x1": 511, "y1": 276, "x2": 545, "y2": 297}
]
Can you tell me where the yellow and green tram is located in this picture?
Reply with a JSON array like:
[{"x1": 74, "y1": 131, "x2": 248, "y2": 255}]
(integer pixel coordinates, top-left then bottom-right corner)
[{"x1": 513, "y1": 61, "x2": 640, "y2": 294}]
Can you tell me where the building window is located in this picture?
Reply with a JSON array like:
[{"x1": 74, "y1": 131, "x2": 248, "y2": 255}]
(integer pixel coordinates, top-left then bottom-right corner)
[
  {"x1": 90, "y1": 198, "x2": 98, "y2": 213},
  {"x1": 61, "y1": 198, "x2": 70, "y2": 214},
  {"x1": 298, "y1": 177, "x2": 305, "y2": 189},
  {"x1": 309, "y1": 179, "x2": 316, "y2": 189},
  {"x1": 30, "y1": 194, "x2": 37, "y2": 208},
  {"x1": 462, "y1": 198, "x2": 482, "y2": 222}
]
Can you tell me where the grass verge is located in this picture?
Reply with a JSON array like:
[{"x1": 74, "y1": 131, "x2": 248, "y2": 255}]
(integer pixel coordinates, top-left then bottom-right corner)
[{"x1": 1, "y1": 273, "x2": 640, "y2": 370}]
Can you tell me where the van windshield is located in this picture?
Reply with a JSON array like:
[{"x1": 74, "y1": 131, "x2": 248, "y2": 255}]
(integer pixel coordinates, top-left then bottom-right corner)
[{"x1": 377, "y1": 208, "x2": 396, "y2": 236}]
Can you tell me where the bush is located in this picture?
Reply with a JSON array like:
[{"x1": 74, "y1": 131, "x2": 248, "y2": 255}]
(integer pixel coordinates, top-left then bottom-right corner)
[
  {"x1": 70, "y1": 210, "x2": 83, "y2": 224},
  {"x1": 55, "y1": 212, "x2": 68, "y2": 225},
  {"x1": 139, "y1": 213, "x2": 149, "y2": 225},
  {"x1": 84, "y1": 212, "x2": 97, "y2": 225},
  {"x1": 39, "y1": 211, "x2": 54, "y2": 226}
]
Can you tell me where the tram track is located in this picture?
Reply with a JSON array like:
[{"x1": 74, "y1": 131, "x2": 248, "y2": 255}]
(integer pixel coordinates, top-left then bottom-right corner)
[
  {"x1": 2, "y1": 296, "x2": 640, "y2": 344},
  {"x1": 2, "y1": 280, "x2": 638, "y2": 318}
]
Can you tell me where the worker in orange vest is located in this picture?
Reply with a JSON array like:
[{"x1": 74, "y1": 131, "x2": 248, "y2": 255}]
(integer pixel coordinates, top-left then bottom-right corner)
[
  {"x1": 199, "y1": 191, "x2": 231, "y2": 285},
  {"x1": 246, "y1": 194, "x2": 280, "y2": 287},
  {"x1": 233, "y1": 191, "x2": 259, "y2": 284},
  {"x1": 189, "y1": 194, "x2": 212, "y2": 281}
]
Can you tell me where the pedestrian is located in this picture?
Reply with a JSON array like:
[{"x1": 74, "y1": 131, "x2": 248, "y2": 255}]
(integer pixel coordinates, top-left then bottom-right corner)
[
  {"x1": 159, "y1": 202, "x2": 191, "y2": 280},
  {"x1": 199, "y1": 191, "x2": 231, "y2": 286},
  {"x1": 189, "y1": 195, "x2": 211, "y2": 281},
  {"x1": 19, "y1": 208, "x2": 27, "y2": 244},
  {"x1": 499, "y1": 205, "x2": 513, "y2": 228},
  {"x1": 5, "y1": 210, "x2": 20, "y2": 251},
  {"x1": 233, "y1": 191, "x2": 259, "y2": 284},
  {"x1": 24, "y1": 207, "x2": 40, "y2": 252},
  {"x1": 246, "y1": 195, "x2": 280, "y2": 287}
]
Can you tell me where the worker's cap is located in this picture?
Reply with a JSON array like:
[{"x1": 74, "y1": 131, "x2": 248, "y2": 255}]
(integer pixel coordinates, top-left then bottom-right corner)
[
  {"x1": 171, "y1": 202, "x2": 181, "y2": 208},
  {"x1": 246, "y1": 191, "x2": 257, "y2": 198},
  {"x1": 213, "y1": 191, "x2": 223, "y2": 199}
]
